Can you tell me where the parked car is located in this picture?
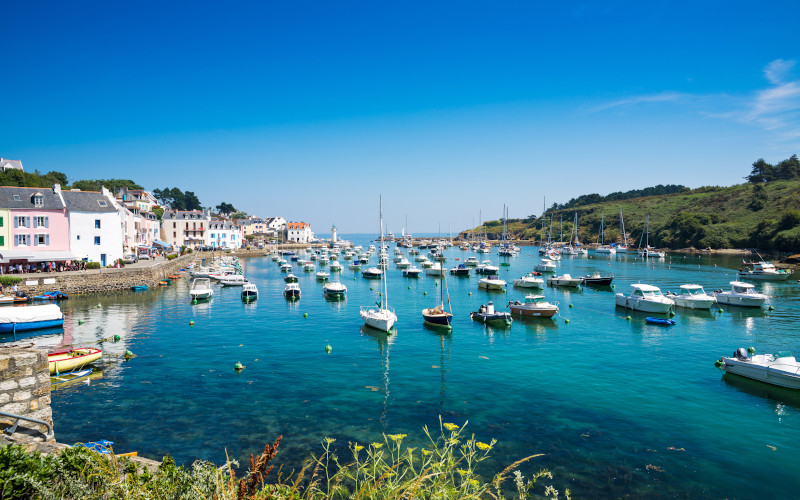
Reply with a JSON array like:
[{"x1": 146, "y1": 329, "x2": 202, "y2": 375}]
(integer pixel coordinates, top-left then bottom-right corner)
[
  {"x1": 138, "y1": 253, "x2": 150, "y2": 260},
  {"x1": 122, "y1": 254, "x2": 137, "y2": 264}
]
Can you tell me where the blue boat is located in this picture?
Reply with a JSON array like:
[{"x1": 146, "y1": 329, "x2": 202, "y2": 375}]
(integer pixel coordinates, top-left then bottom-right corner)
[
  {"x1": 646, "y1": 317, "x2": 676, "y2": 326},
  {"x1": 131, "y1": 285, "x2": 148, "y2": 292},
  {"x1": 0, "y1": 304, "x2": 65, "y2": 333}
]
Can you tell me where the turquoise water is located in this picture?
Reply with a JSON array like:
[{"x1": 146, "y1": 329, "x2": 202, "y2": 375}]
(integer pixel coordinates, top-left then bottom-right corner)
[{"x1": 19, "y1": 242, "x2": 800, "y2": 497}]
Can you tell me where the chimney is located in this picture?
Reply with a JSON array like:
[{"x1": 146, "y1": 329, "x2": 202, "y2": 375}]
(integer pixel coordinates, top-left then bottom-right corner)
[{"x1": 52, "y1": 183, "x2": 61, "y2": 193}]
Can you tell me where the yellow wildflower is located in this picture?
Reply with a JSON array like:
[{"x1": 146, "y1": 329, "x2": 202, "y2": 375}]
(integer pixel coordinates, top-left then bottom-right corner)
[
  {"x1": 371, "y1": 442, "x2": 383, "y2": 449},
  {"x1": 421, "y1": 448, "x2": 432, "y2": 456},
  {"x1": 443, "y1": 423, "x2": 459, "y2": 431},
  {"x1": 387, "y1": 433, "x2": 407, "y2": 442},
  {"x1": 476, "y1": 442, "x2": 491, "y2": 451},
  {"x1": 354, "y1": 445, "x2": 364, "y2": 452},
  {"x1": 324, "y1": 437, "x2": 336, "y2": 444}
]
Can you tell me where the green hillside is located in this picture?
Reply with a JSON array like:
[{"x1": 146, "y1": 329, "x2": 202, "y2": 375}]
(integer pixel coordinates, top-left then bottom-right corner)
[{"x1": 461, "y1": 179, "x2": 800, "y2": 252}]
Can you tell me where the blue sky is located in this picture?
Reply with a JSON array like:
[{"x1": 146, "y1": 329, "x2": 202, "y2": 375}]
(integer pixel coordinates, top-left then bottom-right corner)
[{"x1": 2, "y1": 1, "x2": 799, "y2": 233}]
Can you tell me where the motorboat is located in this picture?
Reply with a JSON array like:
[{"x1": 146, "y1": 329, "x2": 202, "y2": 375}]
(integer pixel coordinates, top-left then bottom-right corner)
[
  {"x1": 219, "y1": 274, "x2": 247, "y2": 286},
  {"x1": 330, "y1": 261, "x2": 343, "y2": 272},
  {"x1": 322, "y1": 281, "x2": 347, "y2": 298},
  {"x1": 348, "y1": 262, "x2": 362, "y2": 271},
  {"x1": 665, "y1": 284, "x2": 717, "y2": 310},
  {"x1": 547, "y1": 274, "x2": 583, "y2": 287},
  {"x1": 464, "y1": 256, "x2": 479, "y2": 267},
  {"x1": 478, "y1": 275, "x2": 506, "y2": 290},
  {"x1": 48, "y1": 347, "x2": 102, "y2": 374},
  {"x1": 640, "y1": 248, "x2": 665, "y2": 258},
  {"x1": 475, "y1": 260, "x2": 499, "y2": 275},
  {"x1": 582, "y1": 272, "x2": 614, "y2": 286},
  {"x1": 513, "y1": 273, "x2": 544, "y2": 288},
  {"x1": 420, "y1": 260, "x2": 434, "y2": 269},
  {"x1": 534, "y1": 259, "x2": 557, "y2": 273},
  {"x1": 470, "y1": 301, "x2": 512, "y2": 326},
  {"x1": 414, "y1": 254, "x2": 428, "y2": 262},
  {"x1": 309, "y1": 253, "x2": 318, "y2": 261},
  {"x1": 303, "y1": 262, "x2": 316, "y2": 272},
  {"x1": 190, "y1": 278, "x2": 214, "y2": 301},
  {"x1": 0, "y1": 304, "x2": 64, "y2": 333},
  {"x1": 316, "y1": 271, "x2": 330, "y2": 282},
  {"x1": 738, "y1": 261, "x2": 793, "y2": 281},
  {"x1": 615, "y1": 284, "x2": 673, "y2": 313},
  {"x1": 425, "y1": 262, "x2": 444, "y2": 276},
  {"x1": 283, "y1": 283, "x2": 301, "y2": 300},
  {"x1": 719, "y1": 348, "x2": 800, "y2": 389},
  {"x1": 0, "y1": 293, "x2": 32, "y2": 305},
  {"x1": 280, "y1": 263, "x2": 293, "y2": 273},
  {"x1": 713, "y1": 281, "x2": 769, "y2": 308},
  {"x1": 241, "y1": 282, "x2": 258, "y2": 302},
  {"x1": 284, "y1": 273, "x2": 299, "y2": 283},
  {"x1": 449, "y1": 264, "x2": 470, "y2": 276},
  {"x1": 396, "y1": 257, "x2": 411, "y2": 269},
  {"x1": 508, "y1": 295, "x2": 559, "y2": 318},
  {"x1": 403, "y1": 266, "x2": 422, "y2": 277},
  {"x1": 362, "y1": 267, "x2": 382, "y2": 279}
]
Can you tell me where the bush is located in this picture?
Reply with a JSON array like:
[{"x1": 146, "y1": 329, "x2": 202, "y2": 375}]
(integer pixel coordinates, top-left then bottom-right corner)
[
  {"x1": 0, "y1": 276, "x2": 23, "y2": 286},
  {"x1": 84, "y1": 262, "x2": 101, "y2": 270},
  {"x1": 165, "y1": 253, "x2": 178, "y2": 260}
]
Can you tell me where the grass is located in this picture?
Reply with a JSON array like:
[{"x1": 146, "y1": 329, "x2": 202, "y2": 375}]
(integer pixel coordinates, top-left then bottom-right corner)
[{"x1": 1, "y1": 419, "x2": 568, "y2": 499}]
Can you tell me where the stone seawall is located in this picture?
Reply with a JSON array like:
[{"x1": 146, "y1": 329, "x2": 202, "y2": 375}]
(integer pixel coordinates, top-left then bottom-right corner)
[{"x1": 0, "y1": 348, "x2": 52, "y2": 442}]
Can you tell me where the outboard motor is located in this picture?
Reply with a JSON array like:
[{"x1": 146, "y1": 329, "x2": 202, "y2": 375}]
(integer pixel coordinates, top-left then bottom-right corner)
[
  {"x1": 733, "y1": 348, "x2": 749, "y2": 361},
  {"x1": 486, "y1": 302, "x2": 495, "y2": 314}
]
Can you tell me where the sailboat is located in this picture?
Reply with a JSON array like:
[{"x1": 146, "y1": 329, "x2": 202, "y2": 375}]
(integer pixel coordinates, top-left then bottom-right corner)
[
  {"x1": 422, "y1": 254, "x2": 453, "y2": 329},
  {"x1": 595, "y1": 212, "x2": 616, "y2": 254},
  {"x1": 360, "y1": 197, "x2": 398, "y2": 332},
  {"x1": 638, "y1": 214, "x2": 665, "y2": 258},
  {"x1": 617, "y1": 208, "x2": 630, "y2": 252}
]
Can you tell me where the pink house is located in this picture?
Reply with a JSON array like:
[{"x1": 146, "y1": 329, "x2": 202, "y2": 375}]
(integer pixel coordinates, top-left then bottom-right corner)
[{"x1": 0, "y1": 184, "x2": 73, "y2": 270}]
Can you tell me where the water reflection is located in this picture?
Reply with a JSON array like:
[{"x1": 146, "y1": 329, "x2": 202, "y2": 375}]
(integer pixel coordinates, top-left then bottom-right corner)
[{"x1": 722, "y1": 372, "x2": 800, "y2": 411}]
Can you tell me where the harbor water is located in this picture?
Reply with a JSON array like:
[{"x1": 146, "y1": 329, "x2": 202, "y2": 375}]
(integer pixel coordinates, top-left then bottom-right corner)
[{"x1": 15, "y1": 239, "x2": 800, "y2": 498}]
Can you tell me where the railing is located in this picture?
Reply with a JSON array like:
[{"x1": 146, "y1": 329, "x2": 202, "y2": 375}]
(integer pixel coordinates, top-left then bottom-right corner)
[{"x1": 0, "y1": 410, "x2": 54, "y2": 441}]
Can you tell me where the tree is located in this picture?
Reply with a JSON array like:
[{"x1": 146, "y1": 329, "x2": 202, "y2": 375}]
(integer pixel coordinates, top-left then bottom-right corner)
[
  {"x1": 775, "y1": 154, "x2": 800, "y2": 180},
  {"x1": 216, "y1": 202, "x2": 236, "y2": 215},
  {"x1": 749, "y1": 183, "x2": 767, "y2": 210},
  {"x1": 230, "y1": 211, "x2": 248, "y2": 220},
  {"x1": 747, "y1": 158, "x2": 774, "y2": 183},
  {"x1": 184, "y1": 191, "x2": 202, "y2": 210}
]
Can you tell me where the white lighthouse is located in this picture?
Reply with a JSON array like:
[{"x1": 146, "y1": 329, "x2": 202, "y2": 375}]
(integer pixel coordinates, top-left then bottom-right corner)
[{"x1": 331, "y1": 224, "x2": 338, "y2": 244}]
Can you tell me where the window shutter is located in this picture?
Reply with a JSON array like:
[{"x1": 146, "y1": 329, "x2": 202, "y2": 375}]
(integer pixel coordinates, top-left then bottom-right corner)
[
  {"x1": 26, "y1": 217, "x2": 30, "y2": 227},
  {"x1": 0, "y1": 236, "x2": 4, "y2": 246},
  {"x1": 34, "y1": 236, "x2": 38, "y2": 246},
  {"x1": 14, "y1": 235, "x2": 18, "y2": 246},
  {"x1": 0, "y1": 217, "x2": 3, "y2": 227},
  {"x1": 14, "y1": 217, "x2": 18, "y2": 228},
  {"x1": 45, "y1": 217, "x2": 49, "y2": 228},
  {"x1": 46, "y1": 235, "x2": 49, "y2": 246}
]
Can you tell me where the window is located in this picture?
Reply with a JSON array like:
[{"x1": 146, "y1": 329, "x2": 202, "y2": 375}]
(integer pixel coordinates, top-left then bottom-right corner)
[
  {"x1": 94, "y1": 236, "x2": 101, "y2": 245},
  {"x1": 97, "y1": 200, "x2": 108, "y2": 207},
  {"x1": 35, "y1": 234, "x2": 47, "y2": 246},
  {"x1": 0, "y1": 217, "x2": 3, "y2": 227},
  {"x1": 15, "y1": 234, "x2": 29, "y2": 246},
  {"x1": 12, "y1": 195, "x2": 20, "y2": 201},
  {"x1": 77, "y1": 235, "x2": 80, "y2": 240},
  {"x1": 173, "y1": 222, "x2": 176, "y2": 229},
  {"x1": 95, "y1": 219, "x2": 101, "y2": 229},
  {"x1": 35, "y1": 216, "x2": 48, "y2": 228},
  {"x1": 33, "y1": 195, "x2": 43, "y2": 207}
]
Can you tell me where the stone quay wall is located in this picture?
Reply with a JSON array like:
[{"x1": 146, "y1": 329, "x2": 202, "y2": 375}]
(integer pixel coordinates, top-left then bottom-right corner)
[{"x1": 0, "y1": 348, "x2": 52, "y2": 442}]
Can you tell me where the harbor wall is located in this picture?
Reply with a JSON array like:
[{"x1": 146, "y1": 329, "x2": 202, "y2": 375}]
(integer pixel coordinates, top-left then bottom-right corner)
[{"x1": 0, "y1": 347, "x2": 52, "y2": 442}]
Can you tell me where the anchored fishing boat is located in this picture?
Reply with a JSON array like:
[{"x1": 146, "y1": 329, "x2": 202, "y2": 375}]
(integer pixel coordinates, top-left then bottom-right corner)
[
  {"x1": 665, "y1": 284, "x2": 717, "y2": 310},
  {"x1": 508, "y1": 295, "x2": 559, "y2": 318},
  {"x1": 0, "y1": 304, "x2": 64, "y2": 333},
  {"x1": 283, "y1": 283, "x2": 301, "y2": 300},
  {"x1": 719, "y1": 348, "x2": 800, "y2": 389},
  {"x1": 615, "y1": 284, "x2": 673, "y2": 313},
  {"x1": 470, "y1": 301, "x2": 512, "y2": 326},
  {"x1": 714, "y1": 281, "x2": 769, "y2": 308},
  {"x1": 323, "y1": 281, "x2": 347, "y2": 299},
  {"x1": 189, "y1": 278, "x2": 213, "y2": 301},
  {"x1": 513, "y1": 273, "x2": 544, "y2": 289},
  {"x1": 582, "y1": 272, "x2": 613, "y2": 286},
  {"x1": 738, "y1": 260, "x2": 793, "y2": 281},
  {"x1": 547, "y1": 274, "x2": 583, "y2": 287},
  {"x1": 478, "y1": 275, "x2": 506, "y2": 291},
  {"x1": 241, "y1": 282, "x2": 258, "y2": 302}
]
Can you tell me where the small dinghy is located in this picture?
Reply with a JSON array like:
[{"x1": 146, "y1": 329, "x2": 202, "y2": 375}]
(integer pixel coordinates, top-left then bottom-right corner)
[
  {"x1": 645, "y1": 317, "x2": 676, "y2": 326},
  {"x1": 49, "y1": 347, "x2": 102, "y2": 374},
  {"x1": 470, "y1": 302, "x2": 512, "y2": 326},
  {"x1": 131, "y1": 285, "x2": 148, "y2": 292}
]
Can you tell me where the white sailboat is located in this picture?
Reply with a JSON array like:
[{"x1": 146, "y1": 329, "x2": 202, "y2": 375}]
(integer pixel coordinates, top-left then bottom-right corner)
[
  {"x1": 360, "y1": 197, "x2": 397, "y2": 332},
  {"x1": 617, "y1": 208, "x2": 629, "y2": 252},
  {"x1": 638, "y1": 214, "x2": 665, "y2": 258},
  {"x1": 595, "y1": 212, "x2": 616, "y2": 254}
]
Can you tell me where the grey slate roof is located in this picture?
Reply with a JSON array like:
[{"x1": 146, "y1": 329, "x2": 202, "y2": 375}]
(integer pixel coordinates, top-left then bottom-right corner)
[
  {"x1": 0, "y1": 186, "x2": 64, "y2": 210},
  {"x1": 163, "y1": 210, "x2": 208, "y2": 221},
  {"x1": 61, "y1": 190, "x2": 117, "y2": 213},
  {"x1": 209, "y1": 220, "x2": 240, "y2": 230},
  {"x1": 0, "y1": 159, "x2": 23, "y2": 171}
]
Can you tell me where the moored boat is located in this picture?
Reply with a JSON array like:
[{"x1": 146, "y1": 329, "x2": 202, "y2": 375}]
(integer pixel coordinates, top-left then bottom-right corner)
[
  {"x1": 513, "y1": 273, "x2": 544, "y2": 289},
  {"x1": 534, "y1": 258, "x2": 557, "y2": 273},
  {"x1": 582, "y1": 272, "x2": 614, "y2": 286},
  {"x1": 720, "y1": 348, "x2": 800, "y2": 389},
  {"x1": 508, "y1": 295, "x2": 558, "y2": 318},
  {"x1": 283, "y1": 283, "x2": 301, "y2": 300},
  {"x1": 316, "y1": 271, "x2": 330, "y2": 282},
  {"x1": 0, "y1": 304, "x2": 64, "y2": 333},
  {"x1": 362, "y1": 267, "x2": 382, "y2": 279},
  {"x1": 615, "y1": 284, "x2": 673, "y2": 313},
  {"x1": 284, "y1": 273, "x2": 299, "y2": 283},
  {"x1": 403, "y1": 266, "x2": 422, "y2": 277},
  {"x1": 475, "y1": 260, "x2": 499, "y2": 275},
  {"x1": 665, "y1": 284, "x2": 716, "y2": 310},
  {"x1": 470, "y1": 301, "x2": 512, "y2": 326},
  {"x1": 241, "y1": 282, "x2": 258, "y2": 302},
  {"x1": 323, "y1": 281, "x2": 347, "y2": 298},
  {"x1": 547, "y1": 274, "x2": 583, "y2": 287},
  {"x1": 738, "y1": 261, "x2": 793, "y2": 281},
  {"x1": 714, "y1": 281, "x2": 769, "y2": 308},
  {"x1": 478, "y1": 275, "x2": 506, "y2": 290},
  {"x1": 189, "y1": 278, "x2": 213, "y2": 301},
  {"x1": 49, "y1": 347, "x2": 102, "y2": 375}
]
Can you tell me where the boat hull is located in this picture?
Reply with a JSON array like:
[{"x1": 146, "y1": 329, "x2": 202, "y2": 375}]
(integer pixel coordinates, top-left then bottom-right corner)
[
  {"x1": 478, "y1": 281, "x2": 505, "y2": 290},
  {"x1": 422, "y1": 309, "x2": 453, "y2": 327},
  {"x1": 49, "y1": 348, "x2": 102, "y2": 374},
  {"x1": 672, "y1": 297, "x2": 716, "y2": 310},
  {"x1": 714, "y1": 294, "x2": 766, "y2": 307},
  {"x1": 615, "y1": 295, "x2": 673, "y2": 313},
  {"x1": 583, "y1": 277, "x2": 613, "y2": 286},
  {"x1": 0, "y1": 318, "x2": 64, "y2": 333},
  {"x1": 509, "y1": 305, "x2": 557, "y2": 318},
  {"x1": 723, "y1": 358, "x2": 800, "y2": 389},
  {"x1": 361, "y1": 309, "x2": 396, "y2": 332},
  {"x1": 736, "y1": 272, "x2": 792, "y2": 281},
  {"x1": 470, "y1": 311, "x2": 512, "y2": 325}
]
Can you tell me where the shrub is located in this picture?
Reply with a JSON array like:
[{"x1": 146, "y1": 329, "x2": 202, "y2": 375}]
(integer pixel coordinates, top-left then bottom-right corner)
[
  {"x1": 84, "y1": 262, "x2": 101, "y2": 270},
  {"x1": 165, "y1": 253, "x2": 178, "y2": 260},
  {"x1": 0, "y1": 276, "x2": 23, "y2": 286}
]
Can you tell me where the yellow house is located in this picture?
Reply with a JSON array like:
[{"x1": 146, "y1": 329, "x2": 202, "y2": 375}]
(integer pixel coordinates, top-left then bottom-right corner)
[{"x1": 0, "y1": 208, "x2": 8, "y2": 249}]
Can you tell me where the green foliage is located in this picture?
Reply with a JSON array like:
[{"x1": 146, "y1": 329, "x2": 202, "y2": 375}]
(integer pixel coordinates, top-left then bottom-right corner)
[
  {"x1": 749, "y1": 184, "x2": 767, "y2": 211},
  {"x1": 84, "y1": 261, "x2": 101, "y2": 269},
  {"x1": 552, "y1": 184, "x2": 687, "y2": 211},
  {"x1": 153, "y1": 188, "x2": 203, "y2": 211},
  {"x1": 216, "y1": 202, "x2": 236, "y2": 215},
  {"x1": 230, "y1": 211, "x2": 248, "y2": 220},
  {"x1": 165, "y1": 253, "x2": 179, "y2": 260},
  {"x1": 154, "y1": 207, "x2": 165, "y2": 220},
  {"x1": 72, "y1": 178, "x2": 143, "y2": 192},
  {"x1": 747, "y1": 154, "x2": 800, "y2": 183},
  {"x1": 0, "y1": 276, "x2": 23, "y2": 286},
  {"x1": 0, "y1": 169, "x2": 70, "y2": 189},
  {"x1": 0, "y1": 421, "x2": 568, "y2": 499}
]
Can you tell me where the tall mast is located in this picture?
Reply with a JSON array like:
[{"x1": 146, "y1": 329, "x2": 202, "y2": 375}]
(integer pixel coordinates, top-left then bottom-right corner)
[
  {"x1": 559, "y1": 215, "x2": 563, "y2": 245},
  {"x1": 600, "y1": 213, "x2": 604, "y2": 245},
  {"x1": 620, "y1": 208, "x2": 627, "y2": 247},
  {"x1": 380, "y1": 196, "x2": 387, "y2": 309}
]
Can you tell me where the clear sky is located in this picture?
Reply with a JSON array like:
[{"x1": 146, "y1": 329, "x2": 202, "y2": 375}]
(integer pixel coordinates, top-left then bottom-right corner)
[{"x1": 2, "y1": 1, "x2": 798, "y2": 233}]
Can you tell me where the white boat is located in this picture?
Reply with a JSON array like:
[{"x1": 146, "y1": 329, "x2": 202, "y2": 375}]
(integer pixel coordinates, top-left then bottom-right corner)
[
  {"x1": 425, "y1": 262, "x2": 444, "y2": 276},
  {"x1": 475, "y1": 260, "x2": 499, "y2": 275},
  {"x1": 534, "y1": 259, "x2": 557, "y2": 273},
  {"x1": 396, "y1": 257, "x2": 411, "y2": 268},
  {"x1": 595, "y1": 212, "x2": 616, "y2": 254},
  {"x1": 362, "y1": 267, "x2": 383, "y2": 279},
  {"x1": 713, "y1": 281, "x2": 769, "y2": 308},
  {"x1": 738, "y1": 260, "x2": 793, "y2": 281},
  {"x1": 547, "y1": 274, "x2": 583, "y2": 287},
  {"x1": 615, "y1": 284, "x2": 674, "y2": 313},
  {"x1": 303, "y1": 262, "x2": 316, "y2": 272},
  {"x1": 349, "y1": 262, "x2": 362, "y2": 271},
  {"x1": 464, "y1": 256, "x2": 479, "y2": 267},
  {"x1": 420, "y1": 259, "x2": 433, "y2": 269},
  {"x1": 507, "y1": 295, "x2": 559, "y2": 318},
  {"x1": 283, "y1": 283, "x2": 301, "y2": 300},
  {"x1": 280, "y1": 263, "x2": 293, "y2": 273},
  {"x1": 361, "y1": 197, "x2": 397, "y2": 332},
  {"x1": 316, "y1": 271, "x2": 330, "y2": 281},
  {"x1": 323, "y1": 281, "x2": 347, "y2": 298},
  {"x1": 319, "y1": 255, "x2": 330, "y2": 264},
  {"x1": 241, "y1": 282, "x2": 258, "y2": 301},
  {"x1": 638, "y1": 214, "x2": 665, "y2": 258},
  {"x1": 478, "y1": 275, "x2": 506, "y2": 290},
  {"x1": 309, "y1": 253, "x2": 318, "y2": 261},
  {"x1": 720, "y1": 348, "x2": 800, "y2": 389},
  {"x1": 403, "y1": 266, "x2": 422, "y2": 277},
  {"x1": 190, "y1": 278, "x2": 214, "y2": 300},
  {"x1": 513, "y1": 273, "x2": 544, "y2": 288},
  {"x1": 665, "y1": 284, "x2": 717, "y2": 310},
  {"x1": 219, "y1": 274, "x2": 247, "y2": 286},
  {"x1": 414, "y1": 254, "x2": 428, "y2": 262},
  {"x1": 330, "y1": 261, "x2": 343, "y2": 272}
]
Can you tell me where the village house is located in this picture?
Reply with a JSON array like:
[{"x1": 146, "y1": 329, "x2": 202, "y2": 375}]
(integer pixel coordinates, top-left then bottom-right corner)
[
  {"x1": 161, "y1": 210, "x2": 210, "y2": 249},
  {"x1": 0, "y1": 184, "x2": 74, "y2": 272},
  {"x1": 286, "y1": 222, "x2": 313, "y2": 243},
  {"x1": 266, "y1": 216, "x2": 287, "y2": 232},
  {"x1": 0, "y1": 158, "x2": 24, "y2": 172},
  {"x1": 208, "y1": 220, "x2": 243, "y2": 249},
  {"x1": 116, "y1": 187, "x2": 158, "y2": 213},
  {"x1": 61, "y1": 188, "x2": 123, "y2": 267}
]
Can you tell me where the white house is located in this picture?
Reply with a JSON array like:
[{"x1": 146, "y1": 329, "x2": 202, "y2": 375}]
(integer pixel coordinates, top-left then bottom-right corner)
[
  {"x1": 286, "y1": 222, "x2": 313, "y2": 243},
  {"x1": 0, "y1": 158, "x2": 23, "y2": 172},
  {"x1": 208, "y1": 220, "x2": 243, "y2": 249},
  {"x1": 61, "y1": 188, "x2": 123, "y2": 266},
  {"x1": 266, "y1": 216, "x2": 287, "y2": 231}
]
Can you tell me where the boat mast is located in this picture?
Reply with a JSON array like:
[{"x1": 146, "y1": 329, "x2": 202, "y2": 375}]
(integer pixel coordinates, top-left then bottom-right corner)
[
  {"x1": 620, "y1": 208, "x2": 627, "y2": 247},
  {"x1": 559, "y1": 215, "x2": 563, "y2": 245},
  {"x1": 380, "y1": 196, "x2": 387, "y2": 309}
]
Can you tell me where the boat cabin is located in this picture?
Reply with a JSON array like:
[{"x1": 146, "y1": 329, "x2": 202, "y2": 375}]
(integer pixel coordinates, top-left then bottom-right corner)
[
  {"x1": 730, "y1": 281, "x2": 757, "y2": 294},
  {"x1": 630, "y1": 284, "x2": 664, "y2": 297}
]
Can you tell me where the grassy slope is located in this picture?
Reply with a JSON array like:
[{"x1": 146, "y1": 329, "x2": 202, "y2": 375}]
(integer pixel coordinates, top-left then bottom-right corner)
[{"x1": 462, "y1": 180, "x2": 800, "y2": 250}]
